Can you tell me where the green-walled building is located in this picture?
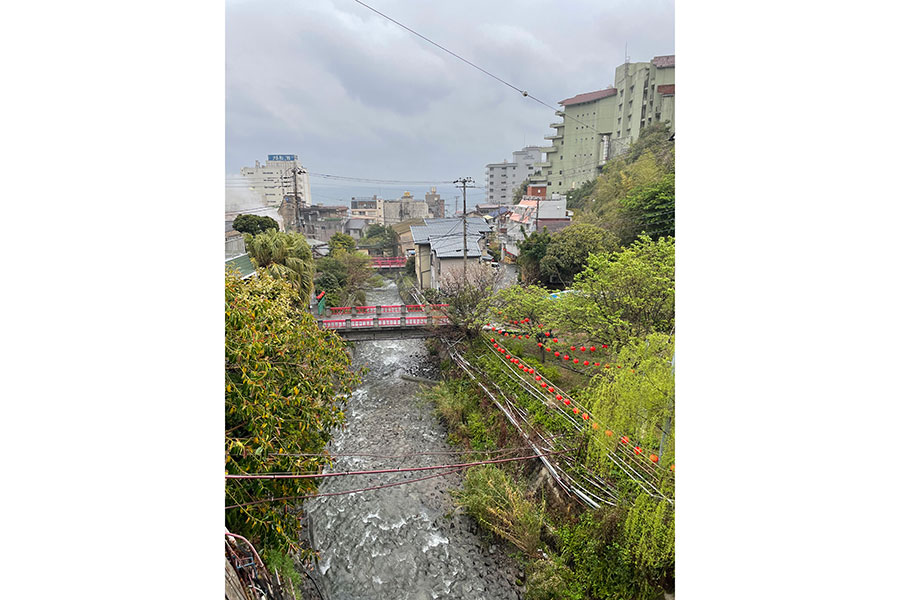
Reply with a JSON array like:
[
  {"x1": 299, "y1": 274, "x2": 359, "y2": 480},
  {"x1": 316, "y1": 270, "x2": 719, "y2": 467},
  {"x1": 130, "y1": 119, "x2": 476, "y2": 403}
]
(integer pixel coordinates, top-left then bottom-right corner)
[{"x1": 532, "y1": 55, "x2": 674, "y2": 192}]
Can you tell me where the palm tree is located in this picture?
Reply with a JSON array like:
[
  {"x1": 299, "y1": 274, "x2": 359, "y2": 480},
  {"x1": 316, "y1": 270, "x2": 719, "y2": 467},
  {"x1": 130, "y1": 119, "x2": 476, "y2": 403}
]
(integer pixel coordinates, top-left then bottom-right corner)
[{"x1": 245, "y1": 230, "x2": 316, "y2": 301}]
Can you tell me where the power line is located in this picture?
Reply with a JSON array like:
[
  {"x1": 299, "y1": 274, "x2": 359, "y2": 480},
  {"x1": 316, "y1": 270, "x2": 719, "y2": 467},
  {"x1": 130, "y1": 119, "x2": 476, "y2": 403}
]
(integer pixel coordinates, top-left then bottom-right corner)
[
  {"x1": 226, "y1": 449, "x2": 569, "y2": 480},
  {"x1": 350, "y1": 0, "x2": 603, "y2": 135}
]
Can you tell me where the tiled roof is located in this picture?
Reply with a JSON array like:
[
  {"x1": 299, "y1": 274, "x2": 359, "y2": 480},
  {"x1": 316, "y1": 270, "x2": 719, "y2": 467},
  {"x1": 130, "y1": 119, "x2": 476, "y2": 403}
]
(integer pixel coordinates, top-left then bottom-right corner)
[
  {"x1": 559, "y1": 88, "x2": 617, "y2": 106},
  {"x1": 652, "y1": 55, "x2": 675, "y2": 68}
]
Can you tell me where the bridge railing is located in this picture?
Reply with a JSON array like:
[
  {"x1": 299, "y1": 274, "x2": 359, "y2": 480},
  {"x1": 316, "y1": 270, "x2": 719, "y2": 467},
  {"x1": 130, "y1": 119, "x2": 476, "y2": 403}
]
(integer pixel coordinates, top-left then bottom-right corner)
[
  {"x1": 369, "y1": 257, "x2": 407, "y2": 268},
  {"x1": 322, "y1": 304, "x2": 441, "y2": 317},
  {"x1": 319, "y1": 314, "x2": 453, "y2": 330}
]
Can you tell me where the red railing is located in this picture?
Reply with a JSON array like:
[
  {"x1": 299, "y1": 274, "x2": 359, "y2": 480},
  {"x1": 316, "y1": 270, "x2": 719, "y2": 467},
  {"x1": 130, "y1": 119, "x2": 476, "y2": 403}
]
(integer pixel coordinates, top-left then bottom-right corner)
[
  {"x1": 379, "y1": 317, "x2": 402, "y2": 326},
  {"x1": 381, "y1": 305, "x2": 403, "y2": 313},
  {"x1": 351, "y1": 318, "x2": 374, "y2": 328},
  {"x1": 330, "y1": 307, "x2": 352, "y2": 315},
  {"x1": 369, "y1": 256, "x2": 407, "y2": 267},
  {"x1": 322, "y1": 319, "x2": 346, "y2": 329},
  {"x1": 355, "y1": 306, "x2": 376, "y2": 314},
  {"x1": 406, "y1": 316, "x2": 427, "y2": 325},
  {"x1": 405, "y1": 304, "x2": 425, "y2": 312}
]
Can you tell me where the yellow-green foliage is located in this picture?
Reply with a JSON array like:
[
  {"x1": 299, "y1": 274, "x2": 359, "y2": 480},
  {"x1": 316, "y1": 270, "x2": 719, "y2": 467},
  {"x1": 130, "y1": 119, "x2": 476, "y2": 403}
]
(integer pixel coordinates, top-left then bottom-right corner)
[
  {"x1": 225, "y1": 271, "x2": 360, "y2": 554},
  {"x1": 584, "y1": 333, "x2": 675, "y2": 474},
  {"x1": 455, "y1": 465, "x2": 545, "y2": 557},
  {"x1": 623, "y1": 494, "x2": 676, "y2": 574}
]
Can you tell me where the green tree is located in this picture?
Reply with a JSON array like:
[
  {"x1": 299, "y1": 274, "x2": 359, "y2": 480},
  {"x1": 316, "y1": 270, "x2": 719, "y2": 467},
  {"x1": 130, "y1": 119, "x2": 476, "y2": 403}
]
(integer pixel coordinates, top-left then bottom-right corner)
[
  {"x1": 244, "y1": 230, "x2": 315, "y2": 301},
  {"x1": 315, "y1": 248, "x2": 378, "y2": 306},
  {"x1": 225, "y1": 271, "x2": 360, "y2": 554},
  {"x1": 494, "y1": 284, "x2": 554, "y2": 327},
  {"x1": 516, "y1": 229, "x2": 552, "y2": 285},
  {"x1": 621, "y1": 172, "x2": 675, "y2": 241},
  {"x1": 565, "y1": 178, "x2": 598, "y2": 212},
  {"x1": 539, "y1": 222, "x2": 620, "y2": 287},
  {"x1": 359, "y1": 224, "x2": 400, "y2": 255},
  {"x1": 328, "y1": 232, "x2": 356, "y2": 253},
  {"x1": 554, "y1": 235, "x2": 675, "y2": 345},
  {"x1": 430, "y1": 262, "x2": 501, "y2": 333},
  {"x1": 583, "y1": 332, "x2": 675, "y2": 478},
  {"x1": 232, "y1": 214, "x2": 280, "y2": 235},
  {"x1": 511, "y1": 180, "x2": 529, "y2": 204}
]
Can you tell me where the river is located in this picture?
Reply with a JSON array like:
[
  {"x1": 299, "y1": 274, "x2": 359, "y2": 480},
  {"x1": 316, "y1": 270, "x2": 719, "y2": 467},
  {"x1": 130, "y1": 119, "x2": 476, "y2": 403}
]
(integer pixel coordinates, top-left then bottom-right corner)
[{"x1": 303, "y1": 282, "x2": 524, "y2": 600}]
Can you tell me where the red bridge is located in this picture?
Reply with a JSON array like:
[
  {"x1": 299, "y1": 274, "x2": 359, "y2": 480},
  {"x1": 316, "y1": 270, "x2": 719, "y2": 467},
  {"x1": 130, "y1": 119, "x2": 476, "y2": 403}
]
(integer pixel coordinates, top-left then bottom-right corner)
[
  {"x1": 369, "y1": 256, "x2": 407, "y2": 268},
  {"x1": 316, "y1": 304, "x2": 452, "y2": 340}
]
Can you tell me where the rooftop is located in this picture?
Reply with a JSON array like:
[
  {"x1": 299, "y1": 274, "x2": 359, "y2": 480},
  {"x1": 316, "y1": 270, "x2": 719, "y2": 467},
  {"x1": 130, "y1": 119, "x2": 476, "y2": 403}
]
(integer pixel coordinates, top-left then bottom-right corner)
[
  {"x1": 559, "y1": 88, "x2": 617, "y2": 106},
  {"x1": 225, "y1": 254, "x2": 256, "y2": 279},
  {"x1": 651, "y1": 55, "x2": 675, "y2": 68},
  {"x1": 410, "y1": 217, "x2": 492, "y2": 246}
]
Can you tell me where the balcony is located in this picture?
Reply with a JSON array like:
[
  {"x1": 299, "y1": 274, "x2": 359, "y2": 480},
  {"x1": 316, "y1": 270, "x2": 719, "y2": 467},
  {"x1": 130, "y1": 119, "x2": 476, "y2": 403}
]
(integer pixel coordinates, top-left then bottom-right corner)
[
  {"x1": 543, "y1": 134, "x2": 563, "y2": 141},
  {"x1": 539, "y1": 145, "x2": 558, "y2": 153},
  {"x1": 550, "y1": 122, "x2": 564, "y2": 129},
  {"x1": 529, "y1": 173, "x2": 548, "y2": 182},
  {"x1": 534, "y1": 161, "x2": 552, "y2": 168}
]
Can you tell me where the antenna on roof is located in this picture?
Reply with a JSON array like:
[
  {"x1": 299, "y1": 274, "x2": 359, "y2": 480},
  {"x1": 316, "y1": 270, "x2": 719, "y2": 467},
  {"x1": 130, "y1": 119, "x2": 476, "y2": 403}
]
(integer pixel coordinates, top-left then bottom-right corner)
[{"x1": 625, "y1": 41, "x2": 630, "y2": 64}]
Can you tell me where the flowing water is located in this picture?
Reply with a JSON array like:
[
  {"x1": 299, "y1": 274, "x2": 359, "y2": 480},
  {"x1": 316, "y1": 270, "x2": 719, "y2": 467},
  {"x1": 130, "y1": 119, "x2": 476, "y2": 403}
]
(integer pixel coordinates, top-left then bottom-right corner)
[{"x1": 303, "y1": 282, "x2": 523, "y2": 600}]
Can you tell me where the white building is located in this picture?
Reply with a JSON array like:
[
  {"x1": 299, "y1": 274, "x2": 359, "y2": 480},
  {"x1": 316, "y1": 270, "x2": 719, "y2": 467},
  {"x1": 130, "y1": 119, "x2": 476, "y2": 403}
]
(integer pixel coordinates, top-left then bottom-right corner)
[
  {"x1": 485, "y1": 146, "x2": 542, "y2": 204},
  {"x1": 239, "y1": 154, "x2": 312, "y2": 208}
]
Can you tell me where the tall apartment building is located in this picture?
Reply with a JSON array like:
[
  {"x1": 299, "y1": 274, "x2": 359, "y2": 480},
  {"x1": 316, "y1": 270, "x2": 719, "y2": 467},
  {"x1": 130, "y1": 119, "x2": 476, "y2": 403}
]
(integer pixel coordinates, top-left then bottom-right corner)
[
  {"x1": 531, "y1": 55, "x2": 674, "y2": 191},
  {"x1": 485, "y1": 146, "x2": 542, "y2": 204},
  {"x1": 610, "y1": 55, "x2": 675, "y2": 156},
  {"x1": 531, "y1": 88, "x2": 618, "y2": 191},
  {"x1": 239, "y1": 154, "x2": 312, "y2": 208}
]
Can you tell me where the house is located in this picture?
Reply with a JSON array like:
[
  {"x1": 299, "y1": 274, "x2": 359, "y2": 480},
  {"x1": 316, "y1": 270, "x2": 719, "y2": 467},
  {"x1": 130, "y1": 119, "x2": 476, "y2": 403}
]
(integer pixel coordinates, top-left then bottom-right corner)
[
  {"x1": 409, "y1": 217, "x2": 492, "y2": 289},
  {"x1": 501, "y1": 187, "x2": 570, "y2": 258},
  {"x1": 343, "y1": 218, "x2": 367, "y2": 240},
  {"x1": 391, "y1": 218, "x2": 426, "y2": 257}
]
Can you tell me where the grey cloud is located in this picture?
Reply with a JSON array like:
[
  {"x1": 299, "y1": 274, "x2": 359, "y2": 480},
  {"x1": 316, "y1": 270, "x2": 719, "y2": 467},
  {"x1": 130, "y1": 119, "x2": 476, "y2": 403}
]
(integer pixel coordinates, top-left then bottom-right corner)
[{"x1": 226, "y1": 0, "x2": 674, "y2": 198}]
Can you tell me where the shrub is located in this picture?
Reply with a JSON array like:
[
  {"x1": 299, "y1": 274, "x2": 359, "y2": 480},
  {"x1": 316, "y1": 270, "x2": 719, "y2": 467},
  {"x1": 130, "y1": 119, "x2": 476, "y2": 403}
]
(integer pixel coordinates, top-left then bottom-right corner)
[{"x1": 454, "y1": 465, "x2": 544, "y2": 557}]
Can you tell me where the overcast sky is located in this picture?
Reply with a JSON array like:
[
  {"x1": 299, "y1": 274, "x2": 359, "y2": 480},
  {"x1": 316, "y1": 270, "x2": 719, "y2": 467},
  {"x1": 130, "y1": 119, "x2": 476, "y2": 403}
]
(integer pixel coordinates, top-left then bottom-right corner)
[{"x1": 226, "y1": 0, "x2": 674, "y2": 206}]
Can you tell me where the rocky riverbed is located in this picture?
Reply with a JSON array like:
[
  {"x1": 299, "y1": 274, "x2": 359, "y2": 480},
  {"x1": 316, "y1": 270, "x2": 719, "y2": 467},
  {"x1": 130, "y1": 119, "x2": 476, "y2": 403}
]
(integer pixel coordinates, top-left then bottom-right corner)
[{"x1": 302, "y1": 282, "x2": 524, "y2": 600}]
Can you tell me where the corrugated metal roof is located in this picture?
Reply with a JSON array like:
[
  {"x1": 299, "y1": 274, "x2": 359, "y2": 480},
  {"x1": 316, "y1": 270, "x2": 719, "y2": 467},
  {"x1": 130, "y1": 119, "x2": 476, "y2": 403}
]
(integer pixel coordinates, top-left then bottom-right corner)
[
  {"x1": 225, "y1": 254, "x2": 256, "y2": 279},
  {"x1": 559, "y1": 88, "x2": 617, "y2": 106},
  {"x1": 431, "y1": 234, "x2": 488, "y2": 258},
  {"x1": 410, "y1": 217, "x2": 491, "y2": 249}
]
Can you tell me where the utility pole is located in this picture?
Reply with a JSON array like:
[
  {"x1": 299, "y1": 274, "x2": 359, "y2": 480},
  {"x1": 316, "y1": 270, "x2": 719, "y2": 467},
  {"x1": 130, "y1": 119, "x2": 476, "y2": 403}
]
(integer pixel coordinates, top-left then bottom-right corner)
[
  {"x1": 286, "y1": 161, "x2": 307, "y2": 233},
  {"x1": 292, "y1": 158, "x2": 299, "y2": 209},
  {"x1": 454, "y1": 177, "x2": 474, "y2": 283}
]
